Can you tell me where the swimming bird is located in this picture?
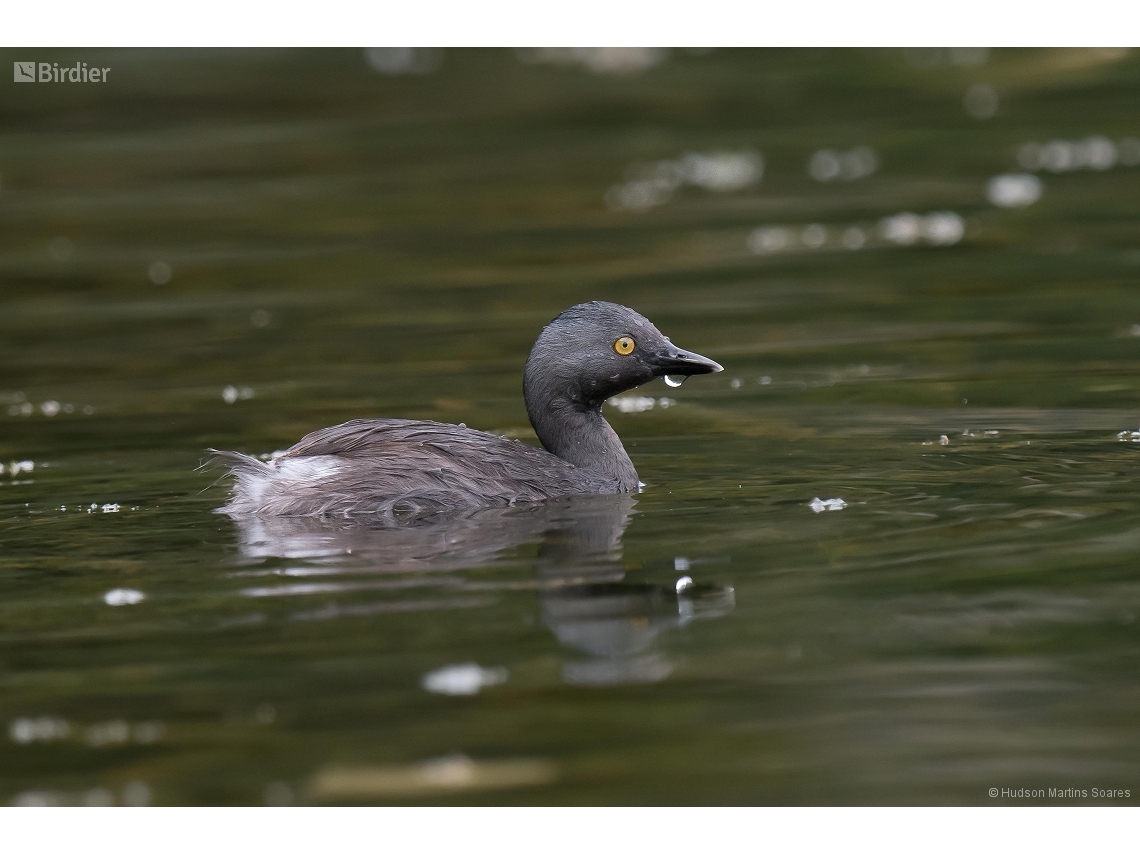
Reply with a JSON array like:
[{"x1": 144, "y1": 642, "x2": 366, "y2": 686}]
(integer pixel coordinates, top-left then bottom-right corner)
[{"x1": 214, "y1": 301, "x2": 722, "y2": 518}]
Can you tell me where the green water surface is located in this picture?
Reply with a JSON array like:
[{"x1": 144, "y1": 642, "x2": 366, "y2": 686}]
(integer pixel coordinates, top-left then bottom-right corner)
[{"x1": 1, "y1": 48, "x2": 1139, "y2": 805}]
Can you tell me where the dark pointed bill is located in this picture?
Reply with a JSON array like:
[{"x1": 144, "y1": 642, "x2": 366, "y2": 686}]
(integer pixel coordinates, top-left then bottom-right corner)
[{"x1": 649, "y1": 347, "x2": 724, "y2": 377}]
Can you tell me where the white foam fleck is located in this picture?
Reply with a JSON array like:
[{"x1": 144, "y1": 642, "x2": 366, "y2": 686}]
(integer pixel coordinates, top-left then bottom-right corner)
[
  {"x1": 422, "y1": 663, "x2": 508, "y2": 696},
  {"x1": 104, "y1": 588, "x2": 145, "y2": 606},
  {"x1": 85, "y1": 720, "x2": 130, "y2": 746},
  {"x1": 880, "y1": 213, "x2": 922, "y2": 245},
  {"x1": 748, "y1": 226, "x2": 791, "y2": 254},
  {"x1": 101, "y1": 503, "x2": 120, "y2": 513},
  {"x1": 809, "y1": 147, "x2": 877, "y2": 182},
  {"x1": 923, "y1": 212, "x2": 965, "y2": 245},
  {"x1": 987, "y1": 173, "x2": 1042, "y2": 208},
  {"x1": 8, "y1": 460, "x2": 34, "y2": 476},
  {"x1": 609, "y1": 150, "x2": 761, "y2": 212},
  {"x1": 802, "y1": 223, "x2": 827, "y2": 248},
  {"x1": 808, "y1": 149, "x2": 841, "y2": 181},
  {"x1": 809, "y1": 497, "x2": 847, "y2": 513},
  {"x1": 9, "y1": 717, "x2": 70, "y2": 745},
  {"x1": 842, "y1": 227, "x2": 866, "y2": 250}
]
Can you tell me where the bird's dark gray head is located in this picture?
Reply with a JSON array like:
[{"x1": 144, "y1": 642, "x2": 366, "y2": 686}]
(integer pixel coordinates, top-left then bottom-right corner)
[{"x1": 524, "y1": 301, "x2": 723, "y2": 411}]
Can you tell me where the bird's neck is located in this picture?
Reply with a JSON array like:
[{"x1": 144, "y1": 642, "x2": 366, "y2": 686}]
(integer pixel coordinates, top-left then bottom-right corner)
[{"x1": 525, "y1": 387, "x2": 639, "y2": 491}]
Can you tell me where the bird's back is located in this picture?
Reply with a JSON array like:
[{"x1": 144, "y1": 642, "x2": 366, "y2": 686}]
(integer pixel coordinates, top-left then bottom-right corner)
[{"x1": 215, "y1": 419, "x2": 621, "y2": 519}]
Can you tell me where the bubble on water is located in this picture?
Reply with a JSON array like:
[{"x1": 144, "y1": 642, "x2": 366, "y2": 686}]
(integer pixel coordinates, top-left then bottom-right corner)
[
  {"x1": 222, "y1": 385, "x2": 254, "y2": 404},
  {"x1": 842, "y1": 227, "x2": 866, "y2": 250},
  {"x1": 809, "y1": 497, "x2": 847, "y2": 513},
  {"x1": 880, "y1": 213, "x2": 922, "y2": 245},
  {"x1": 1042, "y1": 141, "x2": 1075, "y2": 173},
  {"x1": 748, "y1": 226, "x2": 791, "y2": 254},
  {"x1": 987, "y1": 174, "x2": 1042, "y2": 208},
  {"x1": 663, "y1": 375, "x2": 686, "y2": 388},
  {"x1": 677, "y1": 151, "x2": 763, "y2": 191},
  {"x1": 104, "y1": 588, "x2": 145, "y2": 606},
  {"x1": 810, "y1": 147, "x2": 877, "y2": 182},
  {"x1": 147, "y1": 261, "x2": 172, "y2": 285},
  {"x1": 940, "y1": 435, "x2": 950, "y2": 445},
  {"x1": 1081, "y1": 136, "x2": 1117, "y2": 170},
  {"x1": 85, "y1": 719, "x2": 130, "y2": 746},
  {"x1": 809, "y1": 149, "x2": 841, "y2": 181},
  {"x1": 963, "y1": 83, "x2": 999, "y2": 119},
  {"x1": 605, "y1": 179, "x2": 672, "y2": 212},
  {"x1": 675, "y1": 575, "x2": 694, "y2": 593},
  {"x1": 422, "y1": 663, "x2": 508, "y2": 696},
  {"x1": 923, "y1": 212, "x2": 965, "y2": 245},
  {"x1": 101, "y1": 503, "x2": 120, "y2": 513},
  {"x1": 730, "y1": 378, "x2": 742, "y2": 389},
  {"x1": 840, "y1": 146, "x2": 878, "y2": 181},
  {"x1": 674, "y1": 556, "x2": 691, "y2": 572},
  {"x1": 802, "y1": 224, "x2": 827, "y2": 248},
  {"x1": 610, "y1": 150, "x2": 761, "y2": 212},
  {"x1": 9, "y1": 716, "x2": 70, "y2": 745}
]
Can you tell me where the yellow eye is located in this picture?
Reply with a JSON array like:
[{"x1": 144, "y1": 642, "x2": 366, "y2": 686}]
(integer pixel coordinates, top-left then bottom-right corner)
[{"x1": 613, "y1": 336, "x2": 636, "y2": 355}]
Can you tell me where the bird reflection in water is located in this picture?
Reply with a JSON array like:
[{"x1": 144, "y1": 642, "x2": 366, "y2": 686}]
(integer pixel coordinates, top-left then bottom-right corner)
[{"x1": 225, "y1": 495, "x2": 733, "y2": 686}]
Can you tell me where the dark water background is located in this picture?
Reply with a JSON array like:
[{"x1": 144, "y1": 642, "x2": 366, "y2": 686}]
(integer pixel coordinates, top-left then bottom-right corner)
[{"x1": 1, "y1": 47, "x2": 1139, "y2": 805}]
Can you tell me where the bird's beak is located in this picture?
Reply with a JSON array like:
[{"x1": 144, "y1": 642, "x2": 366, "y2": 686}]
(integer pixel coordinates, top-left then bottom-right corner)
[{"x1": 649, "y1": 346, "x2": 723, "y2": 376}]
